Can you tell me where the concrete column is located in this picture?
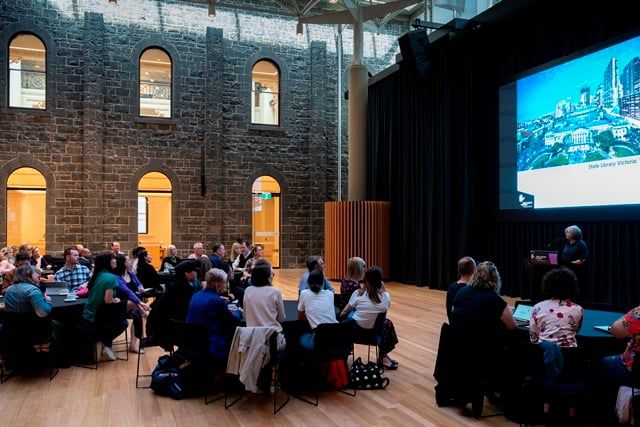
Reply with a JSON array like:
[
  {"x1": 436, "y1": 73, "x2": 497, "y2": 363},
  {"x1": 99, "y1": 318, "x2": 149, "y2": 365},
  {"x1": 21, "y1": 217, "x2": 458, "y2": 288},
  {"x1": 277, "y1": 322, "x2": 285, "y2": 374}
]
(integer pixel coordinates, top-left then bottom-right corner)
[
  {"x1": 347, "y1": 7, "x2": 368, "y2": 201},
  {"x1": 348, "y1": 63, "x2": 368, "y2": 201}
]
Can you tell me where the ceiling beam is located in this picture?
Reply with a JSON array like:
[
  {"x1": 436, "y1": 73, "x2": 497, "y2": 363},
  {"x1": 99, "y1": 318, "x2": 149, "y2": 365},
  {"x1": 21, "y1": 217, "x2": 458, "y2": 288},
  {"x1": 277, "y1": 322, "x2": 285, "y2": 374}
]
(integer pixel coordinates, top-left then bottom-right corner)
[{"x1": 300, "y1": 0, "x2": 322, "y2": 16}]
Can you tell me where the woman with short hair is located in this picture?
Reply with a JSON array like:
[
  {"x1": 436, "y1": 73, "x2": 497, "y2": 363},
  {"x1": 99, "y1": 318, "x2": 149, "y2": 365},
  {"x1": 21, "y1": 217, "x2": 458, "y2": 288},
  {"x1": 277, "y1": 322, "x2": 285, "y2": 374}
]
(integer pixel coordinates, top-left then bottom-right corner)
[
  {"x1": 4, "y1": 263, "x2": 52, "y2": 317},
  {"x1": 160, "y1": 244, "x2": 181, "y2": 272},
  {"x1": 530, "y1": 267, "x2": 584, "y2": 347},
  {"x1": 186, "y1": 268, "x2": 242, "y2": 363}
]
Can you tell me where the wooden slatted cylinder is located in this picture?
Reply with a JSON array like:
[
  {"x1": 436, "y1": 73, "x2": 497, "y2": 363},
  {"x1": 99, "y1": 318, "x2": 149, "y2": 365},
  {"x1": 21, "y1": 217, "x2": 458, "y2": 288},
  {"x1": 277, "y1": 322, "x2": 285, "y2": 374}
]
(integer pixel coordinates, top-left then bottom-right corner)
[{"x1": 324, "y1": 201, "x2": 390, "y2": 280}]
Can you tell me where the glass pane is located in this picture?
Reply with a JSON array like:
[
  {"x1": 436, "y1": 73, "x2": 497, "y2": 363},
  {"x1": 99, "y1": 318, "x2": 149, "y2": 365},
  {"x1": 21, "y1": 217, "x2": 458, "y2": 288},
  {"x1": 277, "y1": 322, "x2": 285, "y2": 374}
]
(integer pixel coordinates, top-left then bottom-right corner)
[
  {"x1": 252, "y1": 60, "x2": 279, "y2": 125},
  {"x1": 7, "y1": 167, "x2": 46, "y2": 250},
  {"x1": 140, "y1": 48, "x2": 171, "y2": 118},
  {"x1": 252, "y1": 176, "x2": 280, "y2": 267},
  {"x1": 137, "y1": 196, "x2": 148, "y2": 234},
  {"x1": 9, "y1": 34, "x2": 46, "y2": 109}
]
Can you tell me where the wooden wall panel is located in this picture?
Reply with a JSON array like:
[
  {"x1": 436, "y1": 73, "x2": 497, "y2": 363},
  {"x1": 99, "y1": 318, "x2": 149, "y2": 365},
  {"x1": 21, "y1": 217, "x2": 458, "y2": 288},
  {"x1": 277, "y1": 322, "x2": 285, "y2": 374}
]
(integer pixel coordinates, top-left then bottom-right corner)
[{"x1": 324, "y1": 201, "x2": 390, "y2": 280}]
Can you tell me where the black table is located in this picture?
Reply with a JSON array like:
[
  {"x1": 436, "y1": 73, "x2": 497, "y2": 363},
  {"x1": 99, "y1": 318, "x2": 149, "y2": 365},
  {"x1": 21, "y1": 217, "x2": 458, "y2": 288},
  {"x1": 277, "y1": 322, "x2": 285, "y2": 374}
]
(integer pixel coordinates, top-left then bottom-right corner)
[{"x1": 517, "y1": 308, "x2": 626, "y2": 359}]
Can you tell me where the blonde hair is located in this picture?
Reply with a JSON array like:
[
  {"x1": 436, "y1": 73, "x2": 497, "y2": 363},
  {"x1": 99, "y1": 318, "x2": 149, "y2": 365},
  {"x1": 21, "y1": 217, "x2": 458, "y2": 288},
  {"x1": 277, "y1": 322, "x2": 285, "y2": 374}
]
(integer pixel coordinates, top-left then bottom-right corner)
[
  {"x1": 345, "y1": 257, "x2": 365, "y2": 281},
  {"x1": 468, "y1": 261, "x2": 502, "y2": 293},
  {"x1": 229, "y1": 242, "x2": 242, "y2": 262}
]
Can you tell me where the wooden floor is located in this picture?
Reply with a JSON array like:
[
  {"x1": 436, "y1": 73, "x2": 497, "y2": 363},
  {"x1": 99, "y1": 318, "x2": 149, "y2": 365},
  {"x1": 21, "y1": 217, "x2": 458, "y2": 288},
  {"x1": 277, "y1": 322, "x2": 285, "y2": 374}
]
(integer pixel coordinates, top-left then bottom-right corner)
[{"x1": 0, "y1": 269, "x2": 518, "y2": 426}]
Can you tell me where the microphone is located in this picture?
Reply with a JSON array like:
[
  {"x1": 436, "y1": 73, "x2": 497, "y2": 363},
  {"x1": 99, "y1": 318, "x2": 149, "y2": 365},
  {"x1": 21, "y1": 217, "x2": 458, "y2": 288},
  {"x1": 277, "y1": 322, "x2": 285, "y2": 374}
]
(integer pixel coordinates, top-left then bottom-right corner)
[{"x1": 545, "y1": 237, "x2": 566, "y2": 250}]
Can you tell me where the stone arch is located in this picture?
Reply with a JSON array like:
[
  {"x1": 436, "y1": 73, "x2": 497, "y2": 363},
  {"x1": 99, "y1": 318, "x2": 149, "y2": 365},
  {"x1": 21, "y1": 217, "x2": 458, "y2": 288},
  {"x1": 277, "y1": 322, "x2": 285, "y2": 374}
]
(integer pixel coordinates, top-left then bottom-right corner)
[
  {"x1": 0, "y1": 20, "x2": 58, "y2": 112},
  {"x1": 0, "y1": 156, "x2": 56, "y2": 248}
]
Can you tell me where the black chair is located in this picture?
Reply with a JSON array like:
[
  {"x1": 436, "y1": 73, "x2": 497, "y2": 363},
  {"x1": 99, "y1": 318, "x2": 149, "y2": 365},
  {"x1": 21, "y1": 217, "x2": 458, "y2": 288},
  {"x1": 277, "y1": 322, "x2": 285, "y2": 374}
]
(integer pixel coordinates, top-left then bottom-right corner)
[
  {"x1": 516, "y1": 343, "x2": 589, "y2": 427},
  {"x1": 0, "y1": 311, "x2": 58, "y2": 381},
  {"x1": 294, "y1": 321, "x2": 357, "y2": 406},
  {"x1": 74, "y1": 301, "x2": 129, "y2": 369},
  {"x1": 352, "y1": 312, "x2": 386, "y2": 366},
  {"x1": 225, "y1": 327, "x2": 289, "y2": 414},
  {"x1": 433, "y1": 322, "x2": 504, "y2": 418}
]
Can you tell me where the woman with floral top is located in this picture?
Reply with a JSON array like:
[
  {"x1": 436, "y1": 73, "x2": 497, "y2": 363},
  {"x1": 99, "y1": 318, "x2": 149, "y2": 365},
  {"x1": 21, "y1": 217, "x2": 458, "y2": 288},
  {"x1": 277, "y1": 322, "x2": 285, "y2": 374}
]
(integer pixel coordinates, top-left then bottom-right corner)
[{"x1": 530, "y1": 267, "x2": 584, "y2": 348}]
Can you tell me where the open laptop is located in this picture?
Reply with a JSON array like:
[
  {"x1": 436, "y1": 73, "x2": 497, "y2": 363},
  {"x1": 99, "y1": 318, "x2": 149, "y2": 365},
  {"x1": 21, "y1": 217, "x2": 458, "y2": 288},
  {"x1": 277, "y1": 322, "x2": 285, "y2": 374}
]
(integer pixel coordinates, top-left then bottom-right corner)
[
  {"x1": 44, "y1": 282, "x2": 69, "y2": 296},
  {"x1": 512, "y1": 303, "x2": 534, "y2": 326}
]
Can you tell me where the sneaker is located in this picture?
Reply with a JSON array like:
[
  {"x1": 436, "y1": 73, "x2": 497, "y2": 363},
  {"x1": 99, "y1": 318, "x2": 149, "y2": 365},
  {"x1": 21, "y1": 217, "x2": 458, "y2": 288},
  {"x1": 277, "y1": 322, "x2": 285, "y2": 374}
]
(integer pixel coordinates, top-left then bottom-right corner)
[{"x1": 102, "y1": 346, "x2": 116, "y2": 361}]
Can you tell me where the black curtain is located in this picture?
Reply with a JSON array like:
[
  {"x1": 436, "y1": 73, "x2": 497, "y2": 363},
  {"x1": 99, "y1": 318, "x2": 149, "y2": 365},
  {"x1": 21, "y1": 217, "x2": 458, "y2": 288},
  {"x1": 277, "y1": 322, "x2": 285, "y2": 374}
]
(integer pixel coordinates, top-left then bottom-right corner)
[{"x1": 367, "y1": 0, "x2": 640, "y2": 311}]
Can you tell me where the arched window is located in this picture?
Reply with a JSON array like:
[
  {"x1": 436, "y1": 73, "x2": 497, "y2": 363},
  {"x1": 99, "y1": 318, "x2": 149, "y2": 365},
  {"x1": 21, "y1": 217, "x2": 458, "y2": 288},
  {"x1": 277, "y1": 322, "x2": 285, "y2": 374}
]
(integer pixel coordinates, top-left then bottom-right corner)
[
  {"x1": 251, "y1": 60, "x2": 280, "y2": 126},
  {"x1": 252, "y1": 176, "x2": 281, "y2": 267},
  {"x1": 9, "y1": 33, "x2": 46, "y2": 109},
  {"x1": 138, "y1": 172, "x2": 172, "y2": 269},
  {"x1": 139, "y1": 48, "x2": 172, "y2": 118},
  {"x1": 7, "y1": 167, "x2": 47, "y2": 250}
]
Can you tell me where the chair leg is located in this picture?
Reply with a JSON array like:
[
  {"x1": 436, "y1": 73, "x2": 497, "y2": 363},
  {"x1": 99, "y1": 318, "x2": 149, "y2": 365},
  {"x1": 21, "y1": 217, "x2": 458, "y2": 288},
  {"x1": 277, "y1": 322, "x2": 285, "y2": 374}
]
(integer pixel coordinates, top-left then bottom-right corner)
[{"x1": 272, "y1": 361, "x2": 289, "y2": 414}]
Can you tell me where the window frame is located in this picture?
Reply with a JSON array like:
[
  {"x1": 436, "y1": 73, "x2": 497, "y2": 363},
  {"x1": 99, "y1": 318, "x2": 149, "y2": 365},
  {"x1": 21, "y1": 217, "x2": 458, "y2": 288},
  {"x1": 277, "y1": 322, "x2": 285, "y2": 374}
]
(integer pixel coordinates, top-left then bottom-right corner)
[
  {"x1": 7, "y1": 32, "x2": 47, "y2": 111},
  {"x1": 138, "y1": 46, "x2": 173, "y2": 119},
  {"x1": 251, "y1": 59, "x2": 281, "y2": 127}
]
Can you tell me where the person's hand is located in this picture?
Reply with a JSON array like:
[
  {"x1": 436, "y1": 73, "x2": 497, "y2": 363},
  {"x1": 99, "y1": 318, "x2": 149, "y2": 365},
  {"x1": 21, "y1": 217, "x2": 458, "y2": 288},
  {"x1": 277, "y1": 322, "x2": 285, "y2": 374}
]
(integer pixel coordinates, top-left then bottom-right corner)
[
  {"x1": 139, "y1": 302, "x2": 151, "y2": 311},
  {"x1": 45, "y1": 295, "x2": 52, "y2": 302},
  {"x1": 572, "y1": 259, "x2": 584, "y2": 265},
  {"x1": 113, "y1": 297, "x2": 121, "y2": 303}
]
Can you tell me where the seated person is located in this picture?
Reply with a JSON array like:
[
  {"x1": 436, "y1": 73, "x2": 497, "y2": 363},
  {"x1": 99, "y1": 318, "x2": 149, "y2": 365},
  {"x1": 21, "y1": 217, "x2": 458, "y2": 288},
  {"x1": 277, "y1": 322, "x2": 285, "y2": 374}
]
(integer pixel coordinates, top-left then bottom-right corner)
[
  {"x1": 340, "y1": 266, "x2": 399, "y2": 369},
  {"x1": 0, "y1": 247, "x2": 15, "y2": 275},
  {"x1": 113, "y1": 254, "x2": 151, "y2": 354},
  {"x1": 194, "y1": 256, "x2": 212, "y2": 290},
  {"x1": 186, "y1": 268, "x2": 241, "y2": 364},
  {"x1": 530, "y1": 267, "x2": 584, "y2": 348},
  {"x1": 530, "y1": 268, "x2": 584, "y2": 422},
  {"x1": 54, "y1": 247, "x2": 91, "y2": 292},
  {"x1": 446, "y1": 256, "x2": 476, "y2": 321},
  {"x1": 136, "y1": 250, "x2": 161, "y2": 291},
  {"x1": 2, "y1": 252, "x2": 31, "y2": 295},
  {"x1": 340, "y1": 257, "x2": 365, "y2": 299},
  {"x1": 298, "y1": 270, "x2": 338, "y2": 351},
  {"x1": 146, "y1": 260, "x2": 198, "y2": 349},
  {"x1": 298, "y1": 256, "x2": 334, "y2": 294},
  {"x1": 449, "y1": 261, "x2": 517, "y2": 391},
  {"x1": 243, "y1": 259, "x2": 286, "y2": 350},
  {"x1": 159, "y1": 244, "x2": 181, "y2": 273},
  {"x1": 601, "y1": 307, "x2": 640, "y2": 390},
  {"x1": 81, "y1": 252, "x2": 128, "y2": 362},
  {"x1": 450, "y1": 261, "x2": 517, "y2": 333},
  {"x1": 4, "y1": 264, "x2": 55, "y2": 356},
  {"x1": 4, "y1": 263, "x2": 53, "y2": 318},
  {"x1": 209, "y1": 242, "x2": 229, "y2": 271},
  {"x1": 231, "y1": 239, "x2": 253, "y2": 272}
]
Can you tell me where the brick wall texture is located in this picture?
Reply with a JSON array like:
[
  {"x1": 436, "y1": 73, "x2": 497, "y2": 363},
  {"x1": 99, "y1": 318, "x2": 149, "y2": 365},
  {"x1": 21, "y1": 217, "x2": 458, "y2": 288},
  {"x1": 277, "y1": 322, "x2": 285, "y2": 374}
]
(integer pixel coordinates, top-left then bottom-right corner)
[{"x1": 0, "y1": 0, "x2": 407, "y2": 266}]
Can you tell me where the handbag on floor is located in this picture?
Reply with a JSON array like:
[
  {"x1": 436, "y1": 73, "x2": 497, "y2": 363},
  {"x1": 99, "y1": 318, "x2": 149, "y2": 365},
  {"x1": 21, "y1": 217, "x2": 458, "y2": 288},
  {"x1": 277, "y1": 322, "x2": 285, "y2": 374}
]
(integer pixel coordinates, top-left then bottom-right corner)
[{"x1": 349, "y1": 357, "x2": 390, "y2": 390}]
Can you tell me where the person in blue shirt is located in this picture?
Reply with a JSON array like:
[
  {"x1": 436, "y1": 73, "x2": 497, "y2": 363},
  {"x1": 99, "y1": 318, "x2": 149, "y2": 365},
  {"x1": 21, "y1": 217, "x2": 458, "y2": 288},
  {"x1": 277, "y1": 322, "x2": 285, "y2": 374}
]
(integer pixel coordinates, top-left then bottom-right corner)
[
  {"x1": 186, "y1": 268, "x2": 241, "y2": 364},
  {"x1": 4, "y1": 263, "x2": 52, "y2": 317},
  {"x1": 298, "y1": 255, "x2": 334, "y2": 295}
]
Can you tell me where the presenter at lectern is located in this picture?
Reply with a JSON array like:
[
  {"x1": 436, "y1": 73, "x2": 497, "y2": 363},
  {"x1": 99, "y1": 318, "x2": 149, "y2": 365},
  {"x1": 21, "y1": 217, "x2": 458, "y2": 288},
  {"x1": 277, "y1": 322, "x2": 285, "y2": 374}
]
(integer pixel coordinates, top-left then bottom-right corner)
[{"x1": 560, "y1": 225, "x2": 588, "y2": 265}]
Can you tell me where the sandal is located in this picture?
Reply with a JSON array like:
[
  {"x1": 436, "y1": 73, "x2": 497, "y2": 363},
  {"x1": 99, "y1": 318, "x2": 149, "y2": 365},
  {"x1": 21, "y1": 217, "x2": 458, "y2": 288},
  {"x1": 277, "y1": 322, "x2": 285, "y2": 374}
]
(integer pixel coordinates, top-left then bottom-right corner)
[{"x1": 382, "y1": 360, "x2": 398, "y2": 370}]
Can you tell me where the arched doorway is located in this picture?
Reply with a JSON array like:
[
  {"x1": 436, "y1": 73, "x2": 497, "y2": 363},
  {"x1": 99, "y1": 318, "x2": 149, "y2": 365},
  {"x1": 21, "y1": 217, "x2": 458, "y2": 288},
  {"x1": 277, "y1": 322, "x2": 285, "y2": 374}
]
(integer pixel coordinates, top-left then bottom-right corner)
[
  {"x1": 7, "y1": 167, "x2": 46, "y2": 250},
  {"x1": 252, "y1": 176, "x2": 281, "y2": 268},
  {"x1": 138, "y1": 172, "x2": 172, "y2": 270}
]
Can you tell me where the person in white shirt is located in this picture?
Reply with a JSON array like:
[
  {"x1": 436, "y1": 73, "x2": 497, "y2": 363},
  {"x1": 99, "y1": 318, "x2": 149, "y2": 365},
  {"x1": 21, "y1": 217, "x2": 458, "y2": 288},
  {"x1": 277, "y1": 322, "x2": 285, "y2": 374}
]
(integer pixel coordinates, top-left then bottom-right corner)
[
  {"x1": 243, "y1": 259, "x2": 286, "y2": 348},
  {"x1": 298, "y1": 270, "x2": 337, "y2": 350},
  {"x1": 340, "y1": 266, "x2": 399, "y2": 369}
]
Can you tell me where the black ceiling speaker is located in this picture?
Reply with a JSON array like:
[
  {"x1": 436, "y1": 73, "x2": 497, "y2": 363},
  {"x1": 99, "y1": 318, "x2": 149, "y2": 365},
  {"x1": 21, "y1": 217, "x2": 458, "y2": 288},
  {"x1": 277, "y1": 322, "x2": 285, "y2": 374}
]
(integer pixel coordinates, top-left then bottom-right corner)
[{"x1": 398, "y1": 30, "x2": 430, "y2": 77}]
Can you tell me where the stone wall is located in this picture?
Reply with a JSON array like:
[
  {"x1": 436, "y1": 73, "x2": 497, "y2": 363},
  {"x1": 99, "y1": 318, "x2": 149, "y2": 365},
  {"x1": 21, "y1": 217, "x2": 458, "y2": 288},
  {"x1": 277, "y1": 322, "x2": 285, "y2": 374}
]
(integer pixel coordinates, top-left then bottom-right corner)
[{"x1": 0, "y1": 0, "x2": 407, "y2": 266}]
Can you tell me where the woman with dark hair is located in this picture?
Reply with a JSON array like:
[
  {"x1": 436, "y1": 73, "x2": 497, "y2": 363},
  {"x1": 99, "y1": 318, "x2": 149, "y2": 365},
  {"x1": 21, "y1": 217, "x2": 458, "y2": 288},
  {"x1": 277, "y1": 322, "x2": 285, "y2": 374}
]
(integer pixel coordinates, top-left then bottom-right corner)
[
  {"x1": 82, "y1": 252, "x2": 128, "y2": 361},
  {"x1": 340, "y1": 266, "x2": 400, "y2": 369},
  {"x1": 243, "y1": 259, "x2": 286, "y2": 349},
  {"x1": 136, "y1": 250, "x2": 161, "y2": 291},
  {"x1": 113, "y1": 254, "x2": 151, "y2": 353},
  {"x1": 298, "y1": 270, "x2": 337, "y2": 351},
  {"x1": 530, "y1": 267, "x2": 584, "y2": 347}
]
